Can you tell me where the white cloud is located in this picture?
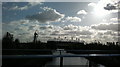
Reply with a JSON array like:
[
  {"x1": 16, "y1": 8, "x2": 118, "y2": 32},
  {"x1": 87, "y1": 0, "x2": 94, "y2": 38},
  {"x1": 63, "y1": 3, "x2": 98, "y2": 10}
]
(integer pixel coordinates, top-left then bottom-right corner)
[
  {"x1": 3, "y1": 20, "x2": 119, "y2": 43},
  {"x1": 28, "y1": 2, "x2": 42, "y2": 6},
  {"x1": 77, "y1": 10, "x2": 87, "y2": 15},
  {"x1": 63, "y1": 24, "x2": 78, "y2": 30},
  {"x1": 40, "y1": 7, "x2": 52, "y2": 11},
  {"x1": 10, "y1": 5, "x2": 29, "y2": 10},
  {"x1": 63, "y1": 25, "x2": 93, "y2": 36},
  {"x1": 2, "y1": 19, "x2": 40, "y2": 42},
  {"x1": 110, "y1": 17, "x2": 120, "y2": 22},
  {"x1": 1, "y1": 0, "x2": 44, "y2": 2},
  {"x1": 9, "y1": 2, "x2": 42, "y2": 10},
  {"x1": 3, "y1": 19, "x2": 64, "y2": 42},
  {"x1": 110, "y1": 18, "x2": 117, "y2": 21},
  {"x1": 26, "y1": 7, "x2": 65, "y2": 23},
  {"x1": 63, "y1": 16, "x2": 81, "y2": 22},
  {"x1": 88, "y1": 3, "x2": 96, "y2": 7},
  {"x1": 2, "y1": 0, "x2": 119, "y2": 43},
  {"x1": 62, "y1": 24, "x2": 118, "y2": 43}
]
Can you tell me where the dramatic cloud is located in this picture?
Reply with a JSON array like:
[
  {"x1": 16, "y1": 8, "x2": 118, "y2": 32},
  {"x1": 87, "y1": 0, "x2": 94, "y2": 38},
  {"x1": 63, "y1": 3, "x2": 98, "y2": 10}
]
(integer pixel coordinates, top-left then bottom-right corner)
[
  {"x1": 2, "y1": 1, "x2": 119, "y2": 43},
  {"x1": 91, "y1": 23, "x2": 120, "y2": 31},
  {"x1": 26, "y1": 7, "x2": 65, "y2": 23},
  {"x1": 77, "y1": 10, "x2": 87, "y2": 15}
]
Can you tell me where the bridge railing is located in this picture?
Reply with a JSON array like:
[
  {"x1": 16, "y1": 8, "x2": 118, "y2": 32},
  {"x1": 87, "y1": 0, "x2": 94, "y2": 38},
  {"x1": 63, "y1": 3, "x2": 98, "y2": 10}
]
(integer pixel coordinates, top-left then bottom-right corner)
[{"x1": 2, "y1": 49, "x2": 120, "y2": 58}]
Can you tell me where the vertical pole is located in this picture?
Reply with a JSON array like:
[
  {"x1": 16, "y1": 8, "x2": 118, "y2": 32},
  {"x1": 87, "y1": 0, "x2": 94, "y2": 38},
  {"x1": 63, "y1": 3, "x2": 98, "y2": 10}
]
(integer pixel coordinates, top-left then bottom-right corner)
[
  {"x1": 60, "y1": 50, "x2": 63, "y2": 67},
  {"x1": 89, "y1": 61, "x2": 92, "y2": 67}
]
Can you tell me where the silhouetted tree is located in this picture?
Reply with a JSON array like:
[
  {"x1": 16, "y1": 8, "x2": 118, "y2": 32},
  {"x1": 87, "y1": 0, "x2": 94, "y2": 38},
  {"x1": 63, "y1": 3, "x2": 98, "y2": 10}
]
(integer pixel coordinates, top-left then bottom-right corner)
[
  {"x1": 2, "y1": 32, "x2": 14, "y2": 48},
  {"x1": 15, "y1": 38, "x2": 20, "y2": 44}
]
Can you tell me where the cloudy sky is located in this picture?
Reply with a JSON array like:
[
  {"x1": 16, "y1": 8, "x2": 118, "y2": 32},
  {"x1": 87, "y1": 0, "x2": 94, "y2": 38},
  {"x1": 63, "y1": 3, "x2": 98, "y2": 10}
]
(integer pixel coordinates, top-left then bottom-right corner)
[{"x1": 2, "y1": 0, "x2": 120, "y2": 43}]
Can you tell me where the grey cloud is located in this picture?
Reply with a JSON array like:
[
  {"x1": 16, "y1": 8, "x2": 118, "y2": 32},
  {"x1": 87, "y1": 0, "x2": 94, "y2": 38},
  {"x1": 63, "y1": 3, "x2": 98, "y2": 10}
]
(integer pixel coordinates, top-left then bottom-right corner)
[
  {"x1": 26, "y1": 8, "x2": 64, "y2": 23},
  {"x1": 79, "y1": 35, "x2": 91, "y2": 39},
  {"x1": 40, "y1": 26, "x2": 47, "y2": 29},
  {"x1": 51, "y1": 31, "x2": 60, "y2": 35},
  {"x1": 66, "y1": 30, "x2": 93, "y2": 36},
  {"x1": 91, "y1": 23, "x2": 120, "y2": 31},
  {"x1": 104, "y1": 3, "x2": 116, "y2": 10},
  {"x1": 104, "y1": 31, "x2": 118, "y2": 36},
  {"x1": 39, "y1": 25, "x2": 53, "y2": 29},
  {"x1": 79, "y1": 30, "x2": 93, "y2": 35},
  {"x1": 104, "y1": 1, "x2": 119, "y2": 10},
  {"x1": 50, "y1": 30, "x2": 68, "y2": 36}
]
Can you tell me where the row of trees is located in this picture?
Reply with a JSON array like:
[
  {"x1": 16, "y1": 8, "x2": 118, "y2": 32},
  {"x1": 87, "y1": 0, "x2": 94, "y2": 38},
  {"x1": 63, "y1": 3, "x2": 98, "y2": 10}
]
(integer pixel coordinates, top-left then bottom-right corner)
[
  {"x1": 47, "y1": 40, "x2": 120, "y2": 50},
  {"x1": 2, "y1": 32, "x2": 120, "y2": 50}
]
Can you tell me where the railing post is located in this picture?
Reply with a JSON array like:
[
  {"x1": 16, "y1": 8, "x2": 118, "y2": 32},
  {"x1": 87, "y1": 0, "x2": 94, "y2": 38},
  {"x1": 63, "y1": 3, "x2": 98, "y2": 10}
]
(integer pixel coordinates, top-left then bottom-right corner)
[
  {"x1": 60, "y1": 56, "x2": 63, "y2": 67},
  {"x1": 59, "y1": 49, "x2": 63, "y2": 67}
]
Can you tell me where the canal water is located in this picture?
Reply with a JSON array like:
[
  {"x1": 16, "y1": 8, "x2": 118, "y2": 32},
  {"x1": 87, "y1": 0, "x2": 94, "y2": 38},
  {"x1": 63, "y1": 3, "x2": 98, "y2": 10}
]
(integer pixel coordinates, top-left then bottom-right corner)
[
  {"x1": 46, "y1": 57, "x2": 89, "y2": 65},
  {"x1": 44, "y1": 50, "x2": 105, "y2": 67}
]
